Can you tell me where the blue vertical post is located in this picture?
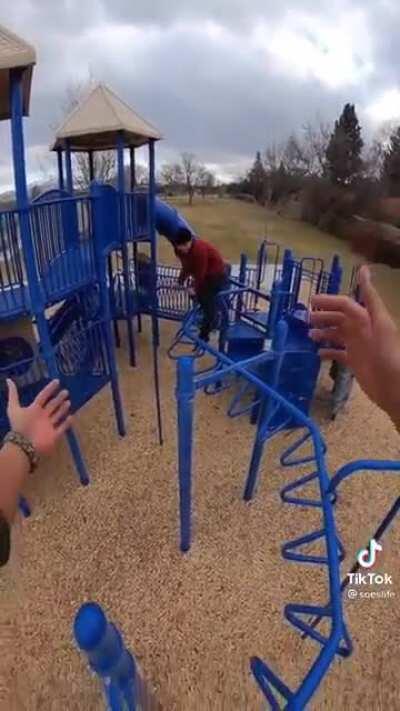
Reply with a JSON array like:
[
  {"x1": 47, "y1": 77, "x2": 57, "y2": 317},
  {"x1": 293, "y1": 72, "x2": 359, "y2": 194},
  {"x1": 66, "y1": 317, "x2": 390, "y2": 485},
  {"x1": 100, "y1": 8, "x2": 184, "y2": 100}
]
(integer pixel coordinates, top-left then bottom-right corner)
[
  {"x1": 65, "y1": 139, "x2": 74, "y2": 194},
  {"x1": 9, "y1": 69, "x2": 89, "y2": 486},
  {"x1": 176, "y1": 357, "x2": 195, "y2": 552},
  {"x1": 149, "y1": 139, "x2": 163, "y2": 446},
  {"x1": 256, "y1": 241, "x2": 267, "y2": 291},
  {"x1": 91, "y1": 182, "x2": 126, "y2": 437},
  {"x1": 129, "y1": 147, "x2": 142, "y2": 333},
  {"x1": 328, "y1": 254, "x2": 342, "y2": 295},
  {"x1": 236, "y1": 253, "x2": 247, "y2": 320},
  {"x1": 129, "y1": 147, "x2": 136, "y2": 191},
  {"x1": 244, "y1": 320, "x2": 288, "y2": 501},
  {"x1": 88, "y1": 150, "x2": 95, "y2": 182},
  {"x1": 281, "y1": 248, "x2": 295, "y2": 311},
  {"x1": 74, "y1": 603, "x2": 142, "y2": 711},
  {"x1": 57, "y1": 149, "x2": 65, "y2": 191},
  {"x1": 117, "y1": 132, "x2": 136, "y2": 367}
]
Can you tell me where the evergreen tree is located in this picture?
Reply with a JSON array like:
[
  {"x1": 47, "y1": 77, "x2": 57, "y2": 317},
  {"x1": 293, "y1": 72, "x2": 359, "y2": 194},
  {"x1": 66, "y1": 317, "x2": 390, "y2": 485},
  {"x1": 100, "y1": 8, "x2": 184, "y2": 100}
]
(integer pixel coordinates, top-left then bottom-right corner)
[
  {"x1": 325, "y1": 104, "x2": 364, "y2": 186},
  {"x1": 247, "y1": 151, "x2": 267, "y2": 203},
  {"x1": 382, "y1": 127, "x2": 400, "y2": 197}
]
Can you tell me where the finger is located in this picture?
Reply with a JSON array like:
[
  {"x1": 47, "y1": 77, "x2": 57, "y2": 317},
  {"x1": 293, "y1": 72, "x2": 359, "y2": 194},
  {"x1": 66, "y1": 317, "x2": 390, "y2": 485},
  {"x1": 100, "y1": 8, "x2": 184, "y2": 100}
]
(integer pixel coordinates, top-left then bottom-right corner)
[
  {"x1": 311, "y1": 294, "x2": 366, "y2": 321},
  {"x1": 6, "y1": 379, "x2": 20, "y2": 411},
  {"x1": 34, "y1": 380, "x2": 60, "y2": 408},
  {"x1": 50, "y1": 400, "x2": 71, "y2": 426},
  {"x1": 44, "y1": 389, "x2": 69, "y2": 416},
  {"x1": 318, "y1": 348, "x2": 348, "y2": 365},
  {"x1": 55, "y1": 414, "x2": 73, "y2": 437},
  {"x1": 309, "y1": 328, "x2": 346, "y2": 348},
  {"x1": 359, "y1": 265, "x2": 392, "y2": 326},
  {"x1": 310, "y1": 311, "x2": 346, "y2": 328}
]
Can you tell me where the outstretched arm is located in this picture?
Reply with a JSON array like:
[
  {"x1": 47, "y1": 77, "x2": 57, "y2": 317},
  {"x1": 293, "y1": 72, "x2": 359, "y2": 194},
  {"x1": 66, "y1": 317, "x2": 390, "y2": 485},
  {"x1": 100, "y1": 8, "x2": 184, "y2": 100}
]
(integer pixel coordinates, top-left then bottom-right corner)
[
  {"x1": 0, "y1": 379, "x2": 73, "y2": 524},
  {"x1": 310, "y1": 265, "x2": 400, "y2": 431}
]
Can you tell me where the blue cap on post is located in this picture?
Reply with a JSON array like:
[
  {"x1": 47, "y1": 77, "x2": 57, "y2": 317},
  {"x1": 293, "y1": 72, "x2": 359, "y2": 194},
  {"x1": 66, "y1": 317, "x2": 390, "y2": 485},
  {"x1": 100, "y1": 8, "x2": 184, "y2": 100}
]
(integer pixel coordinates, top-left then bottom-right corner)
[{"x1": 74, "y1": 602, "x2": 107, "y2": 652}]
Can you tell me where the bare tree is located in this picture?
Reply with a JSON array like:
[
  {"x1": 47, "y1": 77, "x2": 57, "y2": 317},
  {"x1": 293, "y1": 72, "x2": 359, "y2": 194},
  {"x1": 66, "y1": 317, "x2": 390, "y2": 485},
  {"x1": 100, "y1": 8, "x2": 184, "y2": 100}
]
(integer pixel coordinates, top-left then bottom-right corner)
[
  {"x1": 301, "y1": 121, "x2": 331, "y2": 176},
  {"x1": 364, "y1": 121, "x2": 397, "y2": 181},
  {"x1": 196, "y1": 165, "x2": 216, "y2": 198},
  {"x1": 61, "y1": 79, "x2": 116, "y2": 191},
  {"x1": 282, "y1": 134, "x2": 309, "y2": 176},
  {"x1": 181, "y1": 152, "x2": 198, "y2": 205},
  {"x1": 160, "y1": 163, "x2": 185, "y2": 194},
  {"x1": 264, "y1": 143, "x2": 283, "y2": 173}
]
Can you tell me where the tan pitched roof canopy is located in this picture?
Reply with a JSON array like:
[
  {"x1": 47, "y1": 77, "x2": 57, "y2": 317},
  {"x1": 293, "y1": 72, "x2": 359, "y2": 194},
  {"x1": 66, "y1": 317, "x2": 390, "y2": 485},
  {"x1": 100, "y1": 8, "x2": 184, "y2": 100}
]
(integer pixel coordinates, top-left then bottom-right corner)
[
  {"x1": 0, "y1": 24, "x2": 36, "y2": 121},
  {"x1": 52, "y1": 83, "x2": 162, "y2": 151}
]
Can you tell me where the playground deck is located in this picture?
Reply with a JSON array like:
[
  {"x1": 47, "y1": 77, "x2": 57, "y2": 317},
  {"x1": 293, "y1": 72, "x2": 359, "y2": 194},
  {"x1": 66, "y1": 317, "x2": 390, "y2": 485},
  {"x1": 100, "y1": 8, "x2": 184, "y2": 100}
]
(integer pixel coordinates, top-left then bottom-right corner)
[{"x1": 1, "y1": 319, "x2": 399, "y2": 710}]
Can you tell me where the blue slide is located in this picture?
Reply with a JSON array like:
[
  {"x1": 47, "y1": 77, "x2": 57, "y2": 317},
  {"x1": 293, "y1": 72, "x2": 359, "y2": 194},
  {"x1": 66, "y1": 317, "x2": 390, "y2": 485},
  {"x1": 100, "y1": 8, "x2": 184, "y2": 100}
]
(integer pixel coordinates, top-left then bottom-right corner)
[{"x1": 155, "y1": 198, "x2": 196, "y2": 244}]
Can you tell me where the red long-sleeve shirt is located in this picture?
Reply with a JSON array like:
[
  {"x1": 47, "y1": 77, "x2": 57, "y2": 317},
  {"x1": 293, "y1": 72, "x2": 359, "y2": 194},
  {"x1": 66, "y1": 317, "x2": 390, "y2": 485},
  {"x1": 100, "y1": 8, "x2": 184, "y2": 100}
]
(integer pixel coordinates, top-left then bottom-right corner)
[{"x1": 175, "y1": 239, "x2": 225, "y2": 293}]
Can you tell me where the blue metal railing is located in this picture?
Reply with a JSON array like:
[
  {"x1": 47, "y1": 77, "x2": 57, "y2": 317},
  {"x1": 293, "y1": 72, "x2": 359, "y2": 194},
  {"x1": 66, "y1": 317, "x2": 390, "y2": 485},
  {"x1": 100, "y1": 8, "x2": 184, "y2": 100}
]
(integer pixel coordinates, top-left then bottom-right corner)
[
  {"x1": 29, "y1": 196, "x2": 96, "y2": 303},
  {"x1": 0, "y1": 208, "x2": 28, "y2": 317},
  {"x1": 125, "y1": 191, "x2": 149, "y2": 240}
]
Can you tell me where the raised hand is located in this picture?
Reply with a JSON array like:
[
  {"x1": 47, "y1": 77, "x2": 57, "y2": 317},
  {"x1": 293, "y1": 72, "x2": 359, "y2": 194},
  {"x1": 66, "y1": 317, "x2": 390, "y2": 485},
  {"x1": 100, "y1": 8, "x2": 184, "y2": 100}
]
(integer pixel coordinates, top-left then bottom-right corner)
[
  {"x1": 310, "y1": 265, "x2": 400, "y2": 429},
  {"x1": 7, "y1": 379, "x2": 73, "y2": 455}
]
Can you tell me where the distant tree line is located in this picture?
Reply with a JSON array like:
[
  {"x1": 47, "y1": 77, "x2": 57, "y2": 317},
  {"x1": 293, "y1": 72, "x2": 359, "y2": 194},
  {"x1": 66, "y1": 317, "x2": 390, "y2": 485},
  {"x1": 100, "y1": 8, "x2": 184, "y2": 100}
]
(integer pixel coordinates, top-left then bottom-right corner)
[
  {"x1": 231, "y1": 103, "x2": 400, "y2": 209},
  {"x1": 226, "y1": 103, "x2": 400, "y2": 265}
]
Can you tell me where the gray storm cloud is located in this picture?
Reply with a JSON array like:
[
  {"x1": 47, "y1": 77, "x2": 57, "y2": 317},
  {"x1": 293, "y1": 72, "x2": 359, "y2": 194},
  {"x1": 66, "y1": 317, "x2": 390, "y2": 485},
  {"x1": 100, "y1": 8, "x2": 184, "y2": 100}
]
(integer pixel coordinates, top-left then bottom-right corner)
[{"x1": 1, "y1": 0, "x2": 400, "y2": 188}]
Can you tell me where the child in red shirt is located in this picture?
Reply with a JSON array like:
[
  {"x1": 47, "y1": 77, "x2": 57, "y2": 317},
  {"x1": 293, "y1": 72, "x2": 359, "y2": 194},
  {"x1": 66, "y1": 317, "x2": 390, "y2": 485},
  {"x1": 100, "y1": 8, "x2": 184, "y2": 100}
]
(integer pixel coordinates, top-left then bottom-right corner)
[{"x1": 174, "y1": 228, "x2": 227, "y2": 341}]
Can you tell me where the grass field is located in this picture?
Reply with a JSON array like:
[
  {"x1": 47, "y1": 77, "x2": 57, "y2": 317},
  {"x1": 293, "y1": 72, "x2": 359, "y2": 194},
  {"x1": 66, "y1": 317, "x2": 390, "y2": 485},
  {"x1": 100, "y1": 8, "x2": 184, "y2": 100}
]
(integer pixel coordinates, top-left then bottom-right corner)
[{"x1": 158, "y1": 197, "x2": 400, "y2": 320}]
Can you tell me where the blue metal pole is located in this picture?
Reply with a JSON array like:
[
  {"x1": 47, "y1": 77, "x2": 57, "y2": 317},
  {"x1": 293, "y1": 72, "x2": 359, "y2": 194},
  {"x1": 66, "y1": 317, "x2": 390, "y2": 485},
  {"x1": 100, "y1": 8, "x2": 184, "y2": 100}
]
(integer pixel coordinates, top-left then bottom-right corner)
[
  {"x1": 236, "y1": 253, "x2": 247, "y2": 320},
  {"x1": 281, "y1": 248, "x2": 295, "y2": 310},
  {"x1": 104, "y1": 682, "x2": 123, "y2": 711},
  {"x1": 328, "y1": 254, "x2": 342, "y2": 295},
  {"x1": 9, "y1": 69, "x2": 30, "y2": 209},
  {"x1": 149, "y1": 139, "x2": 163, "y2": 446},
  {"x1": 117, "y1": 132, "x2": 136, "y2": 367},
  {"x1": 176, "y1": 356, "x2": 195, "y2": 552},
  {"x1": 90, "y1": 182, "x2": 126, "y2": 437},
  {"x1": 88, "y1": 150, "x2": 95, "y2": 183},
  {"x1": 65, "y1": 139, "x2": 74, "y2": 194},
  {"x1": 244, "y1": 320, "x2": 288, "y2": 500},
  {"x1": 9, "y1": 70, "x2": 89, "y2": 487},
  {"x1": 74, "y1": 603, "x2": 137, "y2": 710},
  {"x1": 57, "y1": 149, "x2": 65, "y2": 191}
]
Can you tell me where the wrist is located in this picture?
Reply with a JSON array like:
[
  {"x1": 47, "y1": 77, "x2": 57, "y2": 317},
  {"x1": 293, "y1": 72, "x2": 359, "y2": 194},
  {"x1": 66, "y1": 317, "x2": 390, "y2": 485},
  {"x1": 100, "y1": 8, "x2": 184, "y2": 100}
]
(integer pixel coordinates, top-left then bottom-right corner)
[
  {"x1": 1, "y1": 442, "x2": 31, "y2": 476},
  {"x1": 2, "y1": 432, "x2": 39, "y2": 473}
]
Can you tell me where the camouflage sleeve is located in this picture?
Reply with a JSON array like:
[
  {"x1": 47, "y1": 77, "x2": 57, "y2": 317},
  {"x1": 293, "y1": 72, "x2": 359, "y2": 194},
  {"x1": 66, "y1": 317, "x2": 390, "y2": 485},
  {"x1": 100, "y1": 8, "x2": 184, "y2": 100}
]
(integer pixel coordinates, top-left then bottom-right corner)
[{"x1": 0, "y1": 512, "x2": 10, "y2": 566}]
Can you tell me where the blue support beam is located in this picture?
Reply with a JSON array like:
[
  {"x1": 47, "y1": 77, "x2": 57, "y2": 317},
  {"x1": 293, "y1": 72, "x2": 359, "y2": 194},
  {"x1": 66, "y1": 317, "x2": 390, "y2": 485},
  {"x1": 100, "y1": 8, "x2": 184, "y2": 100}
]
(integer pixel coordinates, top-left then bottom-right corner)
[
  {"x1": 149, "y1": 139, "x2": 163, "y2": 446},
  {"x1": 65, "y1": 139, "x2": 74, "y2": 194},
  {"x1": 117, "y1": 131, "x2": 136, "y2": 367},
  {"x1": 57, "y1": 149, "x2": 65, "y2": 190},
  {"x1": 176, "y1": 356, "x2": 195, "y2": 552},
  {"x1": 91, "y1": 181, "x2": 126, "y2": 437},
  {"x1": 9, "y1": 70, "x2": 89, "y2": 487}
]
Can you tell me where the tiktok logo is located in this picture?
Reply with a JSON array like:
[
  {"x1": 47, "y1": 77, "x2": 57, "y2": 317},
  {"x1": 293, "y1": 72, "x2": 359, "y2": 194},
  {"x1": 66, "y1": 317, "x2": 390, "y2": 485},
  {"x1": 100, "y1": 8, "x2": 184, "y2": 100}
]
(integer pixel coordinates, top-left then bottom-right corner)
[{"x1": 357, "y1": 539, "x2": 383, "y2": 569}]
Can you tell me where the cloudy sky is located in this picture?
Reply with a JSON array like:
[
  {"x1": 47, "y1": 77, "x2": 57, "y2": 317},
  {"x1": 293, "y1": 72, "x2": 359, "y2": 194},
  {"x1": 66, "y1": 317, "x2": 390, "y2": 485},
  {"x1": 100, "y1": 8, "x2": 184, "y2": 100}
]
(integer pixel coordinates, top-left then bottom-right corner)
[{"x1": 1, "y1": 0, "x2": 400, "y2": 190}]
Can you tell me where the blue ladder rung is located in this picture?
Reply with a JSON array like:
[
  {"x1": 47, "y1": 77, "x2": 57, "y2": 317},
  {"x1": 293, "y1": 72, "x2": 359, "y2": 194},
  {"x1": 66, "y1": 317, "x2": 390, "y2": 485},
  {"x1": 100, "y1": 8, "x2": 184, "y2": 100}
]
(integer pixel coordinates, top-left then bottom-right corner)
[
  {"x1": 282, "y1": 529, "x2": 345, "y2": 565},
  {"x1": 227, "y1": 380, "x2": 258, "y2": 418},
  {"x1": 250, "y1": 657, "x2": 294, "y2": 709},
  {"x1": 285, "y1": 604, "x2": 352, "y2": 657},
  {"x1": 280, "y1": 430, "x2": 327, "y2": 467},
  {"x1": 280, "y1": 471, "x2": 322, "y2": 508}
]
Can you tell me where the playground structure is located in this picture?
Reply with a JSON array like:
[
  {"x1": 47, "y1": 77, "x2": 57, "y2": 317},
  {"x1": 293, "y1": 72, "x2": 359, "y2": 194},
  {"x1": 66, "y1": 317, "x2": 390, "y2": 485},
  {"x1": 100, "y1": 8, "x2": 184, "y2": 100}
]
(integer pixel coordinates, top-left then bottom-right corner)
[{"x1": 1, "y1": 21, "x2": 399, "y2": 711}]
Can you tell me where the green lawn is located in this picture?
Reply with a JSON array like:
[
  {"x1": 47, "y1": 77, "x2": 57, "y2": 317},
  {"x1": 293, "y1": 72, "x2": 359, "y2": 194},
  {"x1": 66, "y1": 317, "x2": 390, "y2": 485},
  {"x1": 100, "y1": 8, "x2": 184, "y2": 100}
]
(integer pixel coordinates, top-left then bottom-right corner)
[
  {"x1": 158, "y1": 196, "x2": 356, "y2": 272},
  {"x1": 158, "y1": 197, "x2": 400, "y2": 319}
]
